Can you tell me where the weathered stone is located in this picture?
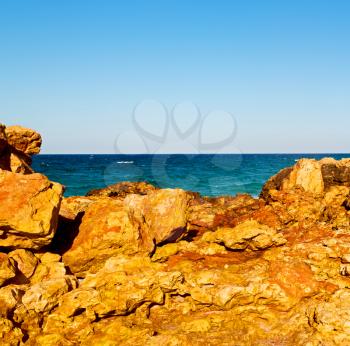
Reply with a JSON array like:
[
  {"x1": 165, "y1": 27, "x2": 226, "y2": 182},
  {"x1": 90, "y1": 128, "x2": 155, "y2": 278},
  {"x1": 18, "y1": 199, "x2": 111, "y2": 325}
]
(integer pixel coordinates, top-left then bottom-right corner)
[
  {"x1": 202, "y1": 220, "x2": 286, "y2": 250},
  {"x1": 0, "y1": 124, "x2": 7, "y2": 154},
  {"x1": 261, "y1": 159, "x2": 324, "y2": 200},
  {"x1": 0, "y1": 126, "x2": 349, "y2": 346},
  {"x1": 8, "y1": 249, "x2": 39, "y2": 280},
  {"x1": 187, "y1": 194, "x2": 260, "y2": 233},
  {"x1": 126, "y1": 188, "x2": 192, "y2": 245},
  {"x1": 5, "y1": 125, "x2": 42, "y2": 155},
  {"x1": 19, "y1": 276, "x2": 77, "y2": 315},
  {"x1": 30, "y1": 253, "x2": 67, "y2": 284},
  {"x1": 0, "y1": 285, "x2": 25, "y2": 318},
  {"x1": 62, "y1": 198, "x2": 142, "y2": 277},
  {"x1": 0, "y1": 170, "x2": 63, "y2": 249},
  {"x1": 307, "y1": 289, "x2": 350, "y2": 344},
  {"x1": 0, "y1": 318, "x2": 23, "y2": 345},
  {"x1": 59, "y1": 196, "x2": 95, "y2": 221},
  {"x1": 86, "y1": 181, "x2": 157, "y2": 198},
  {"x1": 0, "y1": 125, "x2": 41, "y2": 174},
  {"x1": 0, "y1": 254, "x2": 16, "y2": 287}
]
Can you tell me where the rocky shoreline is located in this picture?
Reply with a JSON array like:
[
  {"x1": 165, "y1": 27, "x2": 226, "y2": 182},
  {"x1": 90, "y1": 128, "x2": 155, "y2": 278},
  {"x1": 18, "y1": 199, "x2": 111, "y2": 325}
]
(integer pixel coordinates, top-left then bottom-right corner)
[{"x1": 1, "y1": 124, "x2": 350, "y2": 345}]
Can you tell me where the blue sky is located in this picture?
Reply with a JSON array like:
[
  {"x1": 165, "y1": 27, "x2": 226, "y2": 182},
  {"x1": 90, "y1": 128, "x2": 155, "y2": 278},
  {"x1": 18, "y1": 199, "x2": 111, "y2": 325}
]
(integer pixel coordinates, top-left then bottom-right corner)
[{"x1": 0, "y1": 0, "x2": 349, "y2": 153}]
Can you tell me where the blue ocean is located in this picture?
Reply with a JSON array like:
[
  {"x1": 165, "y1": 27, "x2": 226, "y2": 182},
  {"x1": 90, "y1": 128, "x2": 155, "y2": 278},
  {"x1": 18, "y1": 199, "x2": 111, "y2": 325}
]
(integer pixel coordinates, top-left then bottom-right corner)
[{"x1": 32, "y1": 154, "x2": 350, "y2": 198}]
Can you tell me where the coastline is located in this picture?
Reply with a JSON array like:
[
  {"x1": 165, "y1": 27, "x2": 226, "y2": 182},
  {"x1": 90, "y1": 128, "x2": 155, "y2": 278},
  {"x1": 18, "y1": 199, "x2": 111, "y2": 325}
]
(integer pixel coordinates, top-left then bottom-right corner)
[{"x1": 1, "y1": 124, "x2": 350, "y2": 344}]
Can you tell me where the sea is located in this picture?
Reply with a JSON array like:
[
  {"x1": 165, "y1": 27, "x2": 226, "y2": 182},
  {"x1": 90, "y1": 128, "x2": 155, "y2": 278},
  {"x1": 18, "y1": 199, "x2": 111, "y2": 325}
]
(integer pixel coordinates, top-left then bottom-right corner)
[{"x1": 32, "y1": 154, "x2": 350, "y2": 198}]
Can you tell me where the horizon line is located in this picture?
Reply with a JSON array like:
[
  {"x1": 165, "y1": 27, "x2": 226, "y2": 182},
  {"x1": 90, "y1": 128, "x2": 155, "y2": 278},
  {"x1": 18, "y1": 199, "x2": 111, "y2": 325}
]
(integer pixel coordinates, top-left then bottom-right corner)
[{"x1": 37, "y1": 152, "x2": 350, "y2": 155}]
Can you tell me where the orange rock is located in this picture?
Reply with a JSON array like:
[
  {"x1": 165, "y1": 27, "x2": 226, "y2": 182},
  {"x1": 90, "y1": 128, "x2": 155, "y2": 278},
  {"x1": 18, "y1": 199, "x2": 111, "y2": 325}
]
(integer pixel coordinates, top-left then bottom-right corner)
[
  {"x1": 0, "y1": 170, "x2": 63, "y2": 249},
  {"x1": 0, "y1": 253, "x2": 16, "y2": 287},
  {"x1": 62, "y1": 198, "x2": 142, "y2": 276},
  {"x1": 0, "y1": 124, "x2": 41, "y2": 174},
  {"x1": 0, "y1": 124, "x2": 7, "y2": 154},
  {"x1": 5, "y1": 125, "x2": 42, "y2": 155},
  {"x1": 86, "y1": 181, "x2": 157, "y2": 198},
  {"x1": 126, "y1": 188, "x2": 192, "y2": 245}
]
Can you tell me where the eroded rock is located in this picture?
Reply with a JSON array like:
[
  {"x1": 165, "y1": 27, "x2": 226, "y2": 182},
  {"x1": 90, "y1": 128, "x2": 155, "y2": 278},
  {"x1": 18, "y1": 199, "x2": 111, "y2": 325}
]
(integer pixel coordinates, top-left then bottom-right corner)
[
  {"x1": 62, "y1": 198, "x2": 142, "y2": 276},
  {"x1": 0, "y1": 171, "x2": 63, "y2": 249},
  {"x1": 86, "y1": 181, "x2": 157, "y2": 198},
  {"x1": 202, "y1": 220, "x2": 286, "y2": 250},
  {"x1": 0, "y1": 124, "x2": 41, "y2": 174}
]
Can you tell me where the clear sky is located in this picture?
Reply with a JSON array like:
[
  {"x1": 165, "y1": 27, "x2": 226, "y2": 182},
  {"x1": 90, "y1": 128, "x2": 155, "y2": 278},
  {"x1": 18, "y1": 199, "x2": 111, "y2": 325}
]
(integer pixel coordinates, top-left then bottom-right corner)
[{"x1": 0, "y1": 0, "x2": 349, "y2": 154}]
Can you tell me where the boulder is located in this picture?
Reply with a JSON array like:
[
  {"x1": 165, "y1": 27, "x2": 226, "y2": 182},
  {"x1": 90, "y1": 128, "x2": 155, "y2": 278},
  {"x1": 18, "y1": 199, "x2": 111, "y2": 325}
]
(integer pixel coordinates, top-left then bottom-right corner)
[
  {"x1": 261, "y1": 159, "x2": 324, "y2": 199},
  {"x1": 261, "y1": 158, "x2": 350, "y2": 200},
  {"x1": 86, "y1": 181, "x2": 157, "y2": 198},
  {"x1": 5, "y1": 125, "x2": 42, "y2": 155},
  {"x1": 62, "y1": 198, "x2": 142, "y2": 277},
  {"x1": 0, "y1": 124, "x2": 7, "y2": 154},
  {"x1": 0, "y1": 170, "x2": 63, "y2": 249},
  {"x1": 8, "y1": 250, "x2": 39, "y2": 281},
  {"x1": 1, "y1": 125, "x2": 350, "y2": 346},
  {"x1": 0, "y1": 318, "x2": 24, "y2": 346},
  {"x1": 0, "y1": 254, "x2": 16, "y2": 287},
  {"x1": 202, "y1": 220, "x2": 286, "y2": 250},
  {"x1": 126, "y1": 188, "x2": 192, "y2": 245},
  {"x1": 62, "y1": 189, "x2": 192, "y2": 277},
  {"x1": 0, "y1": 124, "x2": 41, "y2": 174}
]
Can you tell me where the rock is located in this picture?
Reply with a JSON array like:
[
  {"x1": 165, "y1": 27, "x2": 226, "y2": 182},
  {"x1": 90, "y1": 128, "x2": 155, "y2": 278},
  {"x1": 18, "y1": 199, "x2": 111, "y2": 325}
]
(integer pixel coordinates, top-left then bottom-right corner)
[
  {"x1": 187, "y1": 194, "x2": 259, "y2": 233},
  {"x1": 261, "y1": 158, "x2": 350, "y2": 200},
  {"x1": 261, "y1": 159, "x2": 324, "y2": 199},
  {"x1": 8, "y1": 249, "x2": 39, "y2": 281},
  {"x1": 7, "y1": 151, "x2": 34, "y2": 174},
  {"x1": 36, "y1": 255, "x2": 183, "y2": 343},
  {"x1": 126, "y1": 188, "x2": 192, "y2": 245},
  {"x1": 86, "y1": 181, "x2": 157, "y2": 198},
  {"x1": 0, "y1": 126, "x2": 350, "y2": 346},
  {"x1": 0, "y1": 285, "x2": 24, "y2": 318},
  {"x1": 0, "y1": 170, "x2": 63, "y2": 249},
  {"x1": 58, "y1": 196, "x2": 95, "y2": 221},
  {"x1": 62, "y1": 189, "x2": 192, "y2": 277},
  {"x1": 0, "y1": 124, "x2": 7, "y2": 154},
  {"x1": 62, "y1": 198, "x2": 142, "y2": 277},
  {"x1": 320, "y1": 157, "x2": 350, "y2": 189},
  {"x1": 0, "y1": 125, "x2": 41, "y2": 174},
  {"x1": 4, "y1": 125, "x2": 42, "y2": 155},
  {"x1": 306, "y1": 289, "x2": 350, "y2": 344},
  {"x1": 284, "y1": 159, "x2": 324, "y2": 194},
  {"x1": 0, "y1": 254, "x2": 16, "y2": 287},
  {"x1": 202, "y1": 220, "x2": 286, "y2": 250},
  {"x1": 0, "y1": 318, "x2": 24, "y2": 346},
  {"x1": 51, "y1": 196, "x2": 96, "y2": 254},
  {"x1": 19, "y1": 276, "x2": 77, "y2": 315},
  {"x1": 30, "y1": 253, "x2": 67, "y2": 284}
]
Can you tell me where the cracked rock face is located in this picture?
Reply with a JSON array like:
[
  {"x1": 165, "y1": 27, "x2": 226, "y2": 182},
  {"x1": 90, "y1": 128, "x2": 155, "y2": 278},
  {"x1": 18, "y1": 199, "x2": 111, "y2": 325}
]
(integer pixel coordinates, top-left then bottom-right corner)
[
  {"x1": 0, "y1": 124, "x2": 42, "y2": 174},
  {"x1": 2, "y1": 126, "x2": 350, "y2": 345},
  {"x1": 0, "y1": 171, "x2": 63, "y2": 249}
]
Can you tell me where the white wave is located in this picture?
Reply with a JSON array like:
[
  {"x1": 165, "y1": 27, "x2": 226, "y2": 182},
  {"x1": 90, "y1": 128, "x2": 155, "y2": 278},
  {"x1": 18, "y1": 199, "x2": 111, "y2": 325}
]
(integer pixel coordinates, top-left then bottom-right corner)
[{"x1": 117, "y1": 161, "x2": 134, "y2": 164}]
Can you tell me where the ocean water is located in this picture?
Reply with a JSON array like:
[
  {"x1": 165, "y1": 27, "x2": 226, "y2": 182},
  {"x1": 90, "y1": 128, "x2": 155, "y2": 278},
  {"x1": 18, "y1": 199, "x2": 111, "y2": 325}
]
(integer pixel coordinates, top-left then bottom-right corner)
[{"x1": 32, "y1": 154, "x2": 350, "y2": 198}]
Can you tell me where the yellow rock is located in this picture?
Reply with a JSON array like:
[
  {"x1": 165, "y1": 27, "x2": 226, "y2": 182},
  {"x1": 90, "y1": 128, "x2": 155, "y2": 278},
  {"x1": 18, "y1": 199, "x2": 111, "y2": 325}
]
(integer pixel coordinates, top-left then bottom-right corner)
[
  {"x1": 62, "y1": 198, "x2": 142, "y2": 277},
  {"x1": 125, "y1": 189, "x2": 192, "y2": 245},
  {"x1": 0, "y1": 253, "x2": 16, "y2": 287},
  {"x1": 8, "y1": 249, "x2": 39, "y2": 280},
  {"x1": 202, "y1": 220, "x2": 286, "y2": 250},
  {"x1": 0, "y1": 170, "x2": 63, "y2": 249}
]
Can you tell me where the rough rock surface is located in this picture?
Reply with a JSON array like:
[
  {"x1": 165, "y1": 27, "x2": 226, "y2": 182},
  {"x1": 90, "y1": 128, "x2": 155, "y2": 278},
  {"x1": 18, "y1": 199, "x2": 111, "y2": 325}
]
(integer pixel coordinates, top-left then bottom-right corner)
[
  {"x1": 5, "y1": 126, "x2": 42, "y2": 155},
  {"x1": 0, "y1": 124, "x2": 42, "y2": 174},
  {"x1": 1, "y1": 126, "x2": 350, "y2": 346},
  {"x1": 0, "y1": 170, "x2": 63, "y2": 249},
  {"x1": 0, "y1": 124, "x2": 7, "y2": 154},
  {"x1": 86, "y1": 181, "x2": 157, "y2": 198},
  {"x1": 62, "y1": 197, "x2": 142, "y2": 277},
  {"x1": 125, "y1": 188, "x2": 192, "y2": 245},
  {"x1": 62, "y1": 189, "x2": 192, "y2": 277}
]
